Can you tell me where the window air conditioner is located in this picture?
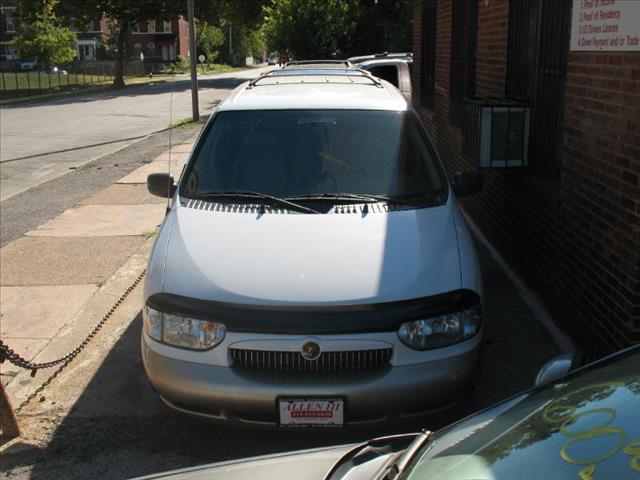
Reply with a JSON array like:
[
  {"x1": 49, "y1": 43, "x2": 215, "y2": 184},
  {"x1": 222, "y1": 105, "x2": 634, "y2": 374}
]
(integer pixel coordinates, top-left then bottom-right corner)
[{"x1": 463, "y1": 97, "x2": 530, "y2": 169}]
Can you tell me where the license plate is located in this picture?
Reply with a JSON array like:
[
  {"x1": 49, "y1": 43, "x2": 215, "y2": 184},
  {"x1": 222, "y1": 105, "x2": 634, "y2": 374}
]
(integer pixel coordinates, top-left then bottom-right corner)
[{"x1": 278, "y1": 397, "x2": 344, "y2": 427}]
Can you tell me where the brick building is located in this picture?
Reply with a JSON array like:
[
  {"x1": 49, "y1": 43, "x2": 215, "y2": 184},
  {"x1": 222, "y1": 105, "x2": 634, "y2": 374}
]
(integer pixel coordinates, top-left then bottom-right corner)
[
  {"x1": 128, "y1": 17, "x2": 189, "y2": 62},
  {"x1": 412, "y1": 0, "x2": 639, "y2": 358},
  {"x1": 0, "y1": 1, "x2": 188, "y2": 67}
]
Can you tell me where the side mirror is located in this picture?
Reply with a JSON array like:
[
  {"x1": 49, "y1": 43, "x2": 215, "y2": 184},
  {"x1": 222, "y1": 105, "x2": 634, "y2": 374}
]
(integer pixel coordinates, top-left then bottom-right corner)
[
  {"x1": 534, "y1": 351, "x2": 584, "y2": 386},
  {"x1": 147, "y1": 173, "x2": 176, "y2": 198},
  {"x1": 451, "y1": 171, "x2": 483, "y2": 197}
]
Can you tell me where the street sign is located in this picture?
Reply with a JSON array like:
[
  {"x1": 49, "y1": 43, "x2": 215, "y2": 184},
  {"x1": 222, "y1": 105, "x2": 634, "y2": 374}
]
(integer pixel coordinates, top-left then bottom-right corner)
[{"x1": 198, "y1": 54, "x2": 205, "y2": 63}]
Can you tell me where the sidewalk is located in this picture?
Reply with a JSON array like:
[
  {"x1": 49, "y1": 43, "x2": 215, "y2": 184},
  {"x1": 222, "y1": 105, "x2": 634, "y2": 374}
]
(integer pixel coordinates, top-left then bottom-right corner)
[{"x1": 0, "y1": 134, "x2": 196, "y2": 407}]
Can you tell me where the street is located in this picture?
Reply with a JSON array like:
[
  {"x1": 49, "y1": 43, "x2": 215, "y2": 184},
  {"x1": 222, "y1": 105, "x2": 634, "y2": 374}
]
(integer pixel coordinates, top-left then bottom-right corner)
[{"x1": 0, "y1": 68, "x2": 269, "y2": 201}]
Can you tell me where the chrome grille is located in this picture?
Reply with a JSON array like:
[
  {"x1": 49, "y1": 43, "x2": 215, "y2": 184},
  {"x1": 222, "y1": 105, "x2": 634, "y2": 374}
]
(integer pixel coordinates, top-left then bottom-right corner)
[{"x1": 230, "y1": 348, "x2": 393, "y2": 373}]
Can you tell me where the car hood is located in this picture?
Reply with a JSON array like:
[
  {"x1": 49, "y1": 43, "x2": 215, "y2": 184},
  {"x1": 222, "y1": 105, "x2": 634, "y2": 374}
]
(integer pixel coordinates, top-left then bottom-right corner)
[
  {"x1": 133, "y1": 444, "x2": 352, "y2": 480},
  {"x1": 160, "y1": 201, "x2": 461, "y2": 305}
]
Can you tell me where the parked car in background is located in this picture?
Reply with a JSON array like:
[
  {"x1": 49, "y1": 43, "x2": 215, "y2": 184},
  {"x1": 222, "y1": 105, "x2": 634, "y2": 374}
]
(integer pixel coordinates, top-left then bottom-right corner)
[
  {"x1": 348, "y1": 52, "x2": 413, "y2": 102},
  {"x1": 143, "y1": 64, "x2": 484, "y2": 429},
  {"x1": 48, "y1": 66, "x2": 68, "y2": 75},
  {"x1": 135, "y1": 344, "x2": 640, "y2": 479},
  {"x1": 267, "y1": 53, "x2": 278, "y2": 65},
  {"x1": 19, "y1": 59, "x2": 38, "y2": 71}
]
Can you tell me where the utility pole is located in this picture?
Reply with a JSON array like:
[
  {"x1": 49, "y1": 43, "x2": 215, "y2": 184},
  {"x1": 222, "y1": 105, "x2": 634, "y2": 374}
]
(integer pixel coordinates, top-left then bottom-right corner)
[{"x1": 187, "y1": 0, "x2": 199, "y2": 121}]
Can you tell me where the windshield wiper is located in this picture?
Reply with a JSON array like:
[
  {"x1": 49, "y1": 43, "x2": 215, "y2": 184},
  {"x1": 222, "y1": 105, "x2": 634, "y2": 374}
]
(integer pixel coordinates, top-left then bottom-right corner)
[
  {"x1": 382, "y1": 430, "x2": 434, "y2": 480},
  {"x1": 287, "y1": 192, "x2": 426, "y2": 207},
  {"x1": 190, "y1": 190, "x2": 320, "y2": 214}
]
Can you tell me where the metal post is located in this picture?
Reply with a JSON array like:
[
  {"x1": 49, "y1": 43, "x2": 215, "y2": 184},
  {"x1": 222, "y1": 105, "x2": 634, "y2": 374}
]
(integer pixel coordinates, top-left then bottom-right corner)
[
  {"x1": 14, "y1": 71, "x2": 19, "y2": 92},
  {"x1": 0, "y1": 380, "x2": 21, "y2": 439},
  {"x1": 37, "y1": 71, "x2": 42, "y2": 93},
  {"x1": 187, "y1": 0, "x2": 199, "y2": 121}
]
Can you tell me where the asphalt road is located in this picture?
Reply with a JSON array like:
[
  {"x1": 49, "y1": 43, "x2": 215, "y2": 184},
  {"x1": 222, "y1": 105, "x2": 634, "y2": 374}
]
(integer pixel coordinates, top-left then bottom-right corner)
[{"x1": 0, "y1": 68, "x2": 269, "y2": 202}]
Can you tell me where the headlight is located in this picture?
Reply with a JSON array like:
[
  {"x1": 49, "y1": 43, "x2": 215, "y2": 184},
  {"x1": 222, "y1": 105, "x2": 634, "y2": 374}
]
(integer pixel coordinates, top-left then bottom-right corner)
[
  {"x1": 143, "y1": 305, "x2": 226, "y2": 350},
  {"x1": 397, "y1": 304, "x2": 482, "y2": 350}
]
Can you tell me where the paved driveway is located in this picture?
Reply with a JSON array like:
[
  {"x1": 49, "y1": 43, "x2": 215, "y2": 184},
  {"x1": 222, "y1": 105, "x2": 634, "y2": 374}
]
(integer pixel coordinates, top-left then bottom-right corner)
[
  {"x1": 1, "y1": 237, "x2": 563, "y2": 480},
  {"x1": 0, "y1": 68, "x2": 269, "y2": 201}
]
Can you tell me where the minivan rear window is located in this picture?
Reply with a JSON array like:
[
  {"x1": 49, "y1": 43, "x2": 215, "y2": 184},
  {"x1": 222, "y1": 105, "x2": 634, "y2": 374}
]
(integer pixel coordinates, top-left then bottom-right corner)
[{"x1": 181, "y1": 109, "x2": 446, "y2": 200}]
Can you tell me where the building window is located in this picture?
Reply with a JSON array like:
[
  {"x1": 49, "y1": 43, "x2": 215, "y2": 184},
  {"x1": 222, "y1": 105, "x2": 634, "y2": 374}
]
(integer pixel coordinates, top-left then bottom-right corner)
[
  {"x1": 163, "y1": 20, "x2": 172, "y2": 33},
  {"x1": 78, "y1": 43, "x2": 95, "y2": 61},
  {"x1": 506, "y1": 0, "x2": 571, "y2": 172},
  {"x1": 449, "y1": 0, "x2": 477, "y2": 127},
  {"x1": 1, "y1": 44, "x2": 19, "y2": 60},
  {"x1": 420, "y1": 0, "x2": 437, "y2": 108},
  {"x1": 146, "y1": 42, "x2": 156, "y2": 56},
  {"x1": 133, "y1": 42, "x2": 142, "y2": 56},
  {"x1": 5, "y1": 12, "x2": 16, "y2": 32},
  {"x1": 147, "y1": 20, "x2": 156, "y2": 33}
]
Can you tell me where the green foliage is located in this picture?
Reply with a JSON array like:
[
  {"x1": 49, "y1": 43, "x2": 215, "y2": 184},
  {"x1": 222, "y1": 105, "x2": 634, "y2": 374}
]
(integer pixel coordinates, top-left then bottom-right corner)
[
  {"x1": 196, "y1": 21, "x2": 225, "y2": 64},
  {"x1": 263, "y1": 0, "x2": 356, "y2": 59},
  {"x1": 262, "y1": 0, "x2": 412, "y2": 59},
  {"x1": 13, "y1": 0, "x2": 77, "y2": 68}
]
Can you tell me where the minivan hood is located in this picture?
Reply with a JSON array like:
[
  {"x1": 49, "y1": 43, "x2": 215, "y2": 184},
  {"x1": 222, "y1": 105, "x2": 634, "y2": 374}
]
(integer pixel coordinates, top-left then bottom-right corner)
[{"x1": 161, "y1": 201, "x2": 461, "y2": 305}]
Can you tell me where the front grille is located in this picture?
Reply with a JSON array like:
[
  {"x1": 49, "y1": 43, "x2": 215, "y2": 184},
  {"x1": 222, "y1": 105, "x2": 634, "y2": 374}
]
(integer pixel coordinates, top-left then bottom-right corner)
[{"x1": 230, "y1": 348, "x2": 393, "y2": 373}]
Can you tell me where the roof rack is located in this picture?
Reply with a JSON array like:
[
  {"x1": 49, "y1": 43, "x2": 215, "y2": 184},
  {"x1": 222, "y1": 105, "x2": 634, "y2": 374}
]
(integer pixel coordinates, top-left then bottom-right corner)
[
  {"x1": 246, "y1": 68, "x2": 383, "y2": 89},
  {"x1": 284, "y1": 60, "x2": 352, "y2": 68},
  {"x1": 347, "y1": 52, "x2": 413, "y2": 64}
]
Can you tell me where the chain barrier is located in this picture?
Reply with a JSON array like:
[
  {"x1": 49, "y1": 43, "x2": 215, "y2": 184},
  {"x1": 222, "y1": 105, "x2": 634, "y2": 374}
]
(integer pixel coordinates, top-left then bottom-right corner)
[{"x1": 0, "y1": 269, "x2": 146, "y2": 413}]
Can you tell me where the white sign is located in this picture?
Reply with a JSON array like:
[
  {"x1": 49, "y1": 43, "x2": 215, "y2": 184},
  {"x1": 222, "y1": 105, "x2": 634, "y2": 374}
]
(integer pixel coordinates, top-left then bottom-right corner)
[
  {"x1": 198, "y1": 54, "x2": 205, "y2": 63},
  {"x1": 570, "y1": 0, "x2": 640, "y2": 51},
  {"x1": 139, "y1": 52, "x2": 144, "y2": 61}
]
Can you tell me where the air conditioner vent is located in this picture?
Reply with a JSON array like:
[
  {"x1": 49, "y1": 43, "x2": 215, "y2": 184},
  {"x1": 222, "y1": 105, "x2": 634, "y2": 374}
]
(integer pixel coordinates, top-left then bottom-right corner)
[{"x1": 463, "y1": 97, "x2": 530, "y2": 168}]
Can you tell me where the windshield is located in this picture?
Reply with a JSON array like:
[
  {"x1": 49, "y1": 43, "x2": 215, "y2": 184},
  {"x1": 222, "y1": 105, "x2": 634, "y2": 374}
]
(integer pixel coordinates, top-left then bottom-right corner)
[
  {"x1": 403, "y1": 348, "x2": 640, "y2": 480},
  {"x1": 180, "y1": 109, "x2": 446, "y2": 201}
]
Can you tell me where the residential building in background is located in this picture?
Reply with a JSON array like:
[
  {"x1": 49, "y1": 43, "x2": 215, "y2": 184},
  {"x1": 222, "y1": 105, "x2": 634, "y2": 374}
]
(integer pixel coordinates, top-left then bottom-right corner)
[
  {"x1": 128, "y1": 17, "x2": 189, "y2": 62},
  {"x1": 0, "y1": 2, "x2": 188, "y2": 68},
  {"x1": 412, "y1": 0, "x2": 639, "y2": 359},
  {"x1": 0, "y1": 1, "x2": 17, "y2": 63}
]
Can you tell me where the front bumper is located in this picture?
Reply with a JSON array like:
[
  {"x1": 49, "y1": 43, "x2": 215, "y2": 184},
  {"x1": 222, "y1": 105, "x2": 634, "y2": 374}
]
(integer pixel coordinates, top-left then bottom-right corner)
[{"x1": 142, "y1": 334, "x2": 481, "y2": 427}]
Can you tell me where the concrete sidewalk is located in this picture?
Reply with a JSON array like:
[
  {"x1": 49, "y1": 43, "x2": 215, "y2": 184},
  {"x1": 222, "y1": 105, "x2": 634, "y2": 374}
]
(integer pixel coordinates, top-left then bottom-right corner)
[{"x1": 0, "y1": 134, "x2": 195, "y2": 407}]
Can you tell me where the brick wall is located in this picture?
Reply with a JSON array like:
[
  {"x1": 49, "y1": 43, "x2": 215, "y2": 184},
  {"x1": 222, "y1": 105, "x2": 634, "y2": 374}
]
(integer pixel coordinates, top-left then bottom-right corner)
[
  {"x1": 412, "y1": 0, "x2": 640, "y2": 358},
  {"x1": 560, "y1": 51, "x2": 640, "y2": 354}
]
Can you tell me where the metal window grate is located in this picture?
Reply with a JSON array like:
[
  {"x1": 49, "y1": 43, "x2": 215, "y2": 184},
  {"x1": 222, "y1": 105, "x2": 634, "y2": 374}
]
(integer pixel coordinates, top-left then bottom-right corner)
[
  {"x1": 505, "y1": 0, "x2": 571, "y2": 172},
  {"x1": 230, "y1": 348, "x2": 393, "y2": 373},
  {"x1": 420, "y1": 0, "x2": 437, "y2": 108},
  {"x1": 450, "y1": 0, "x2": 478, "y2": 127}
]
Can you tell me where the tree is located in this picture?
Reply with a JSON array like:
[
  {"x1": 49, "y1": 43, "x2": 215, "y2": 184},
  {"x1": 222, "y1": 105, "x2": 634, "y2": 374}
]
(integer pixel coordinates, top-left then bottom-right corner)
[
  {"x1": 261, "y1": 0, "x2": 412, "y2": 59},
  {"x1": 263, "y1": 0, "x2": 356, "y2": 59},
  {"x1": 196, "y1": 21, "x2": 225, "y2": 64},
  {"x1": 13, "y1": 0, "x2": 77, "y2": 68},
  {"x1": 56, "y1": 0, "x2": 180, "y2": 88}
]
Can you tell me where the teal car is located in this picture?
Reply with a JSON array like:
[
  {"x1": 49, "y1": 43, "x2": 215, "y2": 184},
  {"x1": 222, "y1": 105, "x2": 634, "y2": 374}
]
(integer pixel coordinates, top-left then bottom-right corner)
[{"x1": 135, "y1": 345, "x2": 639, "y2": 479}]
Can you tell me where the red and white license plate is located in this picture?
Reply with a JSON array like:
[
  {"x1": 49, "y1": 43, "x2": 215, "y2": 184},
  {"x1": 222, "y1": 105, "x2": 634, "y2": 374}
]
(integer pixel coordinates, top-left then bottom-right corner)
[{"x1": 278, "y1": 398, "x2": 344, "y2": 427}]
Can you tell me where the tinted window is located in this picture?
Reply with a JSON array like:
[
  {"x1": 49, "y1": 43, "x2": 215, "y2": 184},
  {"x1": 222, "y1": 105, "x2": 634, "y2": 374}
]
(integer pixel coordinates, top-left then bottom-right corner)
[{"x1": 181, "y1": 110, "x2": 445, "y2": 199}]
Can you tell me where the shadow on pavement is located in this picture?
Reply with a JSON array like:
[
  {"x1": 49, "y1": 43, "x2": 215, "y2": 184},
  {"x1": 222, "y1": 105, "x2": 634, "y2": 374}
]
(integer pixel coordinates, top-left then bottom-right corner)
[{"x1": 5, "y1": 236, "x2": 559, "y2": 479}]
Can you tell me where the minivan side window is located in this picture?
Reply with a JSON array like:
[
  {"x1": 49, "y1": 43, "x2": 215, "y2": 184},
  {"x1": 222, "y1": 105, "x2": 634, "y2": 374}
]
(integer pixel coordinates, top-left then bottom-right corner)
[{"x1": 367, "y1": 65, "x2": 400, "y2": 87}]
